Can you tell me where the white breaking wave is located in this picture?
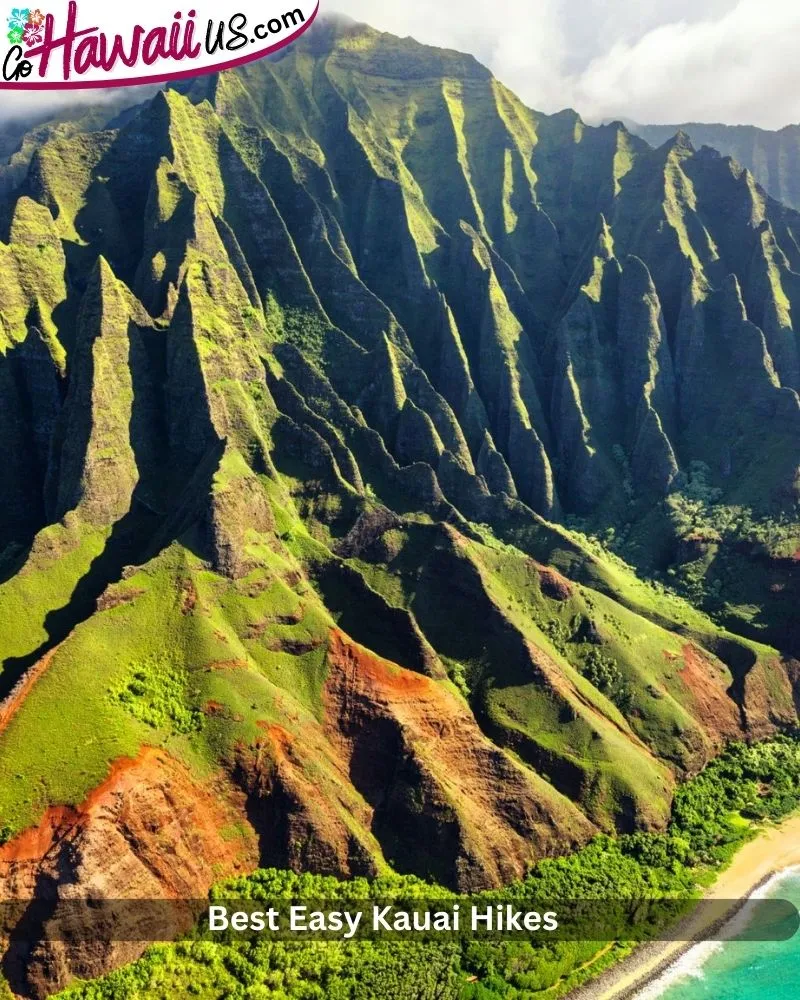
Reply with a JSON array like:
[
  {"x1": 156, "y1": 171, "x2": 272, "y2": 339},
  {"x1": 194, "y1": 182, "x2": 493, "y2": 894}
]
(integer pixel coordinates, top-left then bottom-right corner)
[{"x1": 635, "y1": 866, "x2": 800, "y2": 999}]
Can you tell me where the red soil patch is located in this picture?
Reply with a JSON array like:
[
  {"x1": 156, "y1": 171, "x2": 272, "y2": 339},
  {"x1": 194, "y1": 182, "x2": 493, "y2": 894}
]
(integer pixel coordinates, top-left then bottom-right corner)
[
  {"x1": 180, "y1": 578, "x2": 198, "y2": 614},
  {"x1": 0, "y1": 748, "x2": 256, "y2": 874},
  {"x1": 96, "y1": 588, "x2": 145, "y2": 612},
  {"x1": 678, "y1": 644, "x2": 742, "y2": 741},
  {"x1": 0, "y1": 750, "x2": 159, "y2": 864},
  {"x1": 0, "y1": 804, "x2": 80, "y2": 865},
  {"x1": 241, "y1": 577, "x2": 271, "y2": 598},
  {"x1": 206, "y1": 658, "x2": 248, "y2": 671},
  {"x1": 535, "y1": 563, "x2": 573, "y2": 601},
  {"x1": 255, "y1": 722, "x2": 294, "y2": 761},
  {"x1": 322, "y1": 627, "x2": 596, "y2": 889},
  {"x1": 0, "y1": 747, "x2": 259, "y2": 995},
  {"x1": 327, "y1": 628, "x2": 431, "y2": 699}
]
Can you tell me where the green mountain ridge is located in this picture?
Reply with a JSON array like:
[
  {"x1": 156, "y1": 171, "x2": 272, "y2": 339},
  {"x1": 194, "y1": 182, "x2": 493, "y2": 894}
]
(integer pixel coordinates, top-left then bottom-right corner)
[
  {"x1": 622, "y1": 118, "x2": 800, "y2": 212},
  {"x1": 0, "y1": 17, "x2": 798, "y2": 996}
]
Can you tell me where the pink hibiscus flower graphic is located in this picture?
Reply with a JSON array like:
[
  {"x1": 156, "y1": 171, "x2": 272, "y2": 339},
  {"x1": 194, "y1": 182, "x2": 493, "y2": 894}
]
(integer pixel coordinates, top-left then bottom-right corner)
[{"x1": 22, "y1": 20, "x2": 41, "y2": 45}]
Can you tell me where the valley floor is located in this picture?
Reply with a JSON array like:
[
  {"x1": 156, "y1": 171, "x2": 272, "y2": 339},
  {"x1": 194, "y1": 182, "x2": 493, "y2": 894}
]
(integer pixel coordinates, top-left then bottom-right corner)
[{"x1": 568, "y1": 813, "x2": 800, "y2": 999}]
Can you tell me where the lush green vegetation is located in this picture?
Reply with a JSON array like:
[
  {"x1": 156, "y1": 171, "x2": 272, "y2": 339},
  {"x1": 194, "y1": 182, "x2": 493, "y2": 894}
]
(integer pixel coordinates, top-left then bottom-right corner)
[
  {"x1": 110, "y1": 651, "x2": 204, "y2": 734},
  {"x1": 55, "y1": 736, "x2": 800, "y2": 1000},
  {"x1": 567, "y1": 461, "x2": 800, "y2": 642}
]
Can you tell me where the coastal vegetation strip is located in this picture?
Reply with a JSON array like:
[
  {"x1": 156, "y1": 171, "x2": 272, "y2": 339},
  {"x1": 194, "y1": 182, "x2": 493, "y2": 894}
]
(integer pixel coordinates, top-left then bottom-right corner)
[{"x1": 39, "y1": 735, "x2": 800, "y2": 999}]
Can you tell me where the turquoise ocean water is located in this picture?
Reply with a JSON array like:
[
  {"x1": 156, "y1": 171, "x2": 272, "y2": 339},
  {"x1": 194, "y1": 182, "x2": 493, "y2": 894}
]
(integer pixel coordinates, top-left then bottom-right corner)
[{"x1": 640, "y1": 870, "x2": 800, "y2": 1000}]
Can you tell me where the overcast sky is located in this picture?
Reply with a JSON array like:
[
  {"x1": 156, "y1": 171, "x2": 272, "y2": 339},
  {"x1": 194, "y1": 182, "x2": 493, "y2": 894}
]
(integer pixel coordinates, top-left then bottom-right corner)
[
  {"x1": 337, "y1": 0, "x2": 800, "y2": 129},
  {"x1": 2, "y1": 0, "x2": 798, "y2": 128}
]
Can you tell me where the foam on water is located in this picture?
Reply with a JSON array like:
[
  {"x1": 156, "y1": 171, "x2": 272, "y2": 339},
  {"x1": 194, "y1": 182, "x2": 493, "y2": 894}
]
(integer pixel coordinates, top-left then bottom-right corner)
[{"x1": 636, "y1": 867, "x2": 800, "y2": 999}]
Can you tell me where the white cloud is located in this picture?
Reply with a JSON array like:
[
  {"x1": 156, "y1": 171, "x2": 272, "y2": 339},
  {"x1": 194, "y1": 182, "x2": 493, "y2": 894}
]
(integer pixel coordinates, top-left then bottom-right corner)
[
  {"x1": 336, "y1": 0, "x2": 800, "y2": 128},
  {"x1": 572, "y1": 0, "x2": 800, "y2": 127},
  {"x1": 0, "y1": 85, "x2": 157, "y2": 124}
]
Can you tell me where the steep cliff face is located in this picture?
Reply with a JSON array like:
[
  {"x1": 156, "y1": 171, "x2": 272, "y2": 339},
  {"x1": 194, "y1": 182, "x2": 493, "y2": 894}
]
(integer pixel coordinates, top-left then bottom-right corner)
[
  {"x1": 0, "y1": 748, "x2": 258, "y2": 999},
  {"x1": 627, "y1": 119, "x2": 800, "y2": 213},
  {"x1": 0, "y1": 17, "x2": 799, "y2": 996}
]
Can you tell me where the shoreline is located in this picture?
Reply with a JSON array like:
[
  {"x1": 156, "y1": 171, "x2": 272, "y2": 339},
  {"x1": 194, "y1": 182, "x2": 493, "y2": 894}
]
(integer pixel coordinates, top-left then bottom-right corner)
[{"x1": 566, "y1": 813, "x2": 800, "y2": 1000}]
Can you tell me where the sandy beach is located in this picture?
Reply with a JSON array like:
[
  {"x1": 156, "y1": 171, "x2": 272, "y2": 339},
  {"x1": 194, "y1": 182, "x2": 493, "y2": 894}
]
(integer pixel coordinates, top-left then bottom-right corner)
[{"x1": 567, "y1": 814, "x2": 800, "y2": 1000}]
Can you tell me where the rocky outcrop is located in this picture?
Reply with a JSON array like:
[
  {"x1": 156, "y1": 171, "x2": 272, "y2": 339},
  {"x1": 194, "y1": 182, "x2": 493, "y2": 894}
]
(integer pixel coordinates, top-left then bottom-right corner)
[
  {"x1": 0, "y1": 748, "x2": 257, "y2": 999},
  {"x1": 322, "y1": 630, "x2": 595, "y2": 890},
  {"x1": 46, "y1": 260, "x2": 147, "y2": 524}
]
